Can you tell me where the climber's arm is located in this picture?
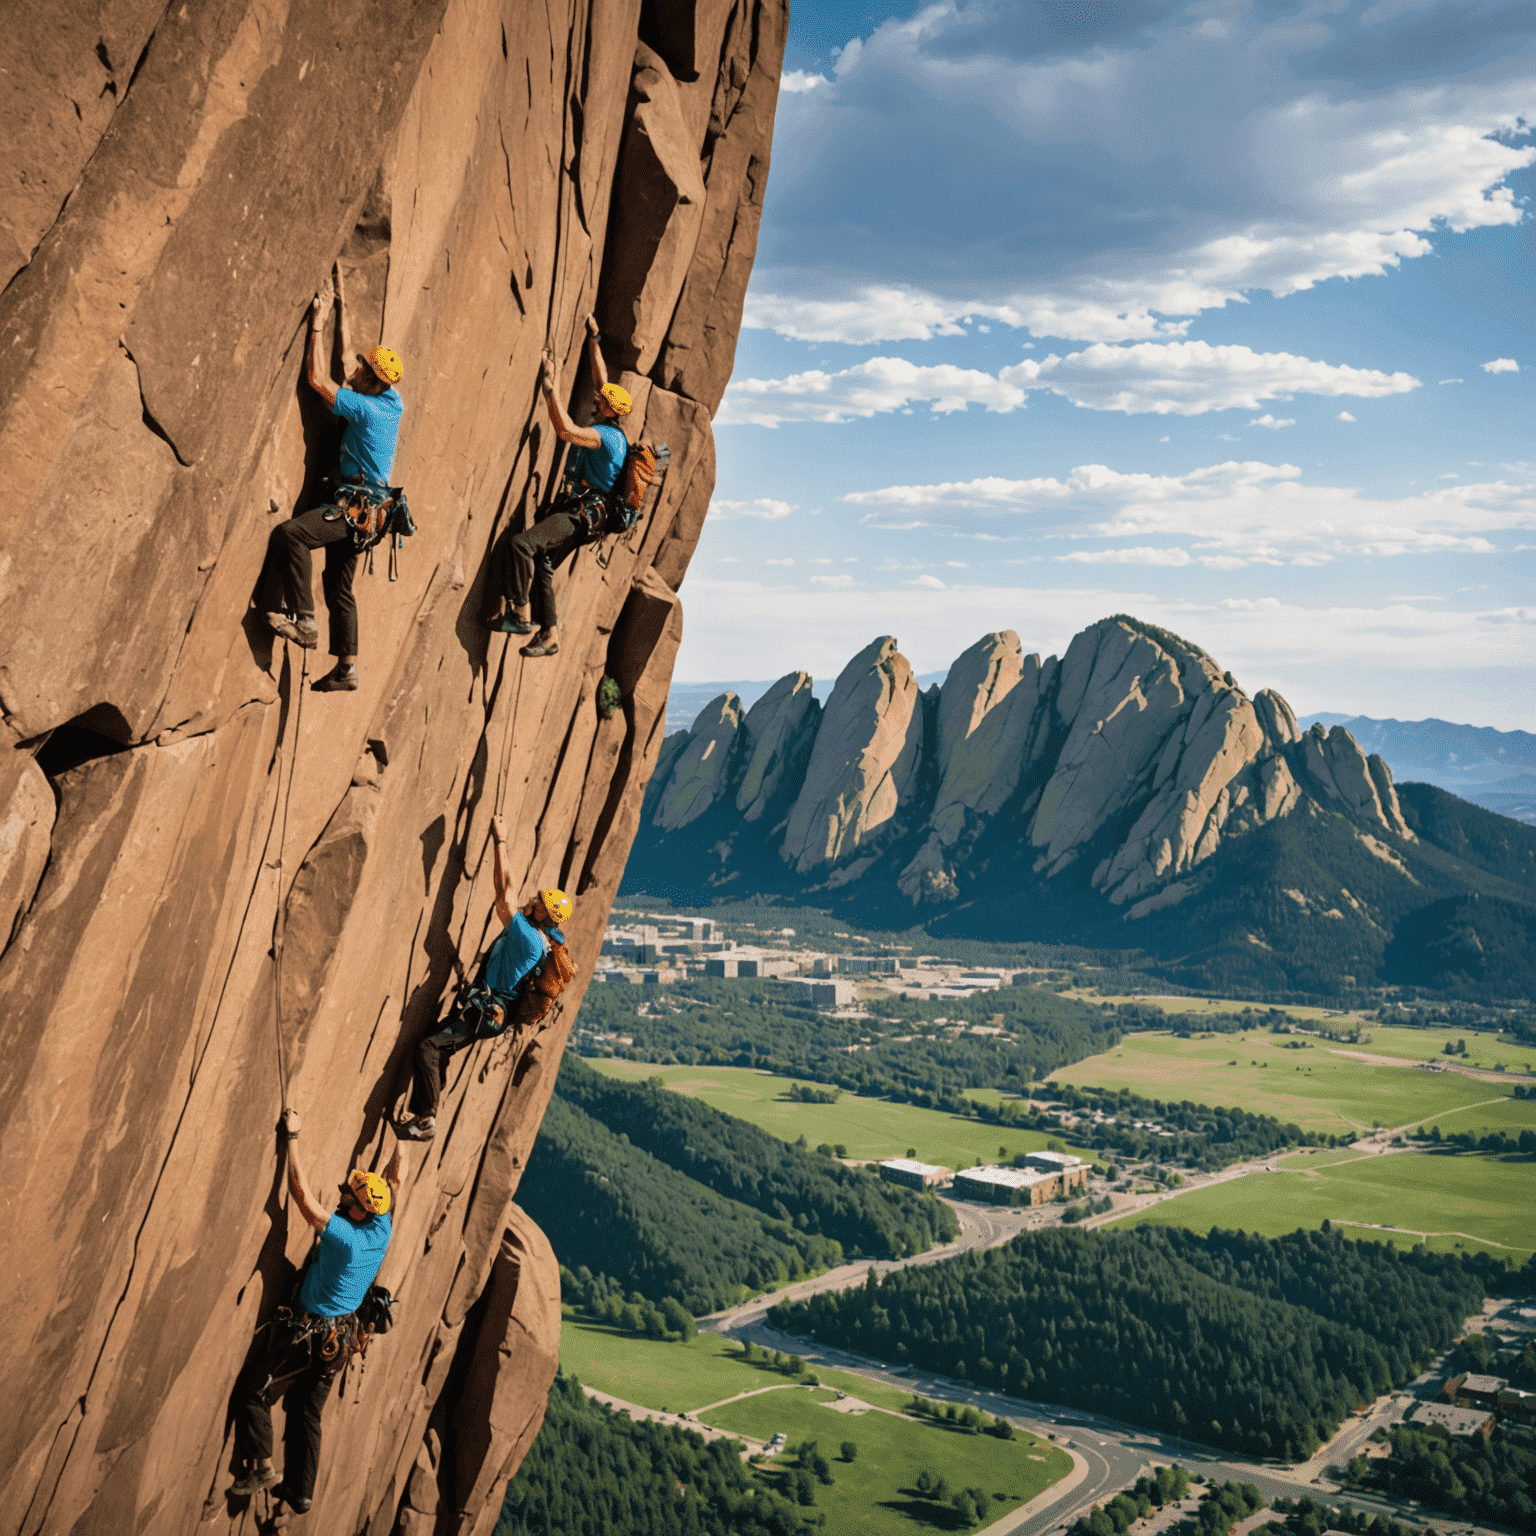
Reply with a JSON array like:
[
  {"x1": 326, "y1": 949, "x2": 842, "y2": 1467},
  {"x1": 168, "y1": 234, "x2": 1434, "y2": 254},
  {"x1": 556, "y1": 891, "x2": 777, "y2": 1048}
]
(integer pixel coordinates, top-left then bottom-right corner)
[
  {"x1": 584, "y1": 313, "x2": 609, "y2": 391},
  {"x1": 306, "y1": 290, "x2": 340, "y2": 409},
  {"x1": 282, "y1": 1115, "x2": 332, "y2": 1233},
  {"x1": 540, "y1": 352, "x2": 603, "y2": 450}
]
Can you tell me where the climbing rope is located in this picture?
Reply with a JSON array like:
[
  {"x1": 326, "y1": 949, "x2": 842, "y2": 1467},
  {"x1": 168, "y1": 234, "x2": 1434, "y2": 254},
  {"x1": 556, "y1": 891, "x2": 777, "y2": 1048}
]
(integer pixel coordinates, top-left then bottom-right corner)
[{"x1": 269, "y1": 644, "x2": 310, "y2": 1113}]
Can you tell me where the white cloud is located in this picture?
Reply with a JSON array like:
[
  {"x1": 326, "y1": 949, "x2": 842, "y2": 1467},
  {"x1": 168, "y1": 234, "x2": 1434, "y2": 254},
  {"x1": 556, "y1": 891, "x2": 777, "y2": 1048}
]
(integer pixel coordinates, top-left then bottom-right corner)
[
  {"x1": 1059, "y1": 547, "x2": 1193, "y2": 566},
  {"x1": 809, "y1": 573, "x2": 856, "y2": 589},
  {"x1": 1438, "y1": 378, "x2": 1465, "y2": 385},
  {"x1": 1250, "y1": 414, "x2": 1296, "y2": 430},
  {"x1": 908, "y1": 573, "x2": 948, "y2": 589},
  {"x1": 1482, "y1": 357, "x2": 1521, "y2": 373},
  {"x1": 839, "y1": 459, "x2": 1536, "y2": 565},
  {"x1": 765, "y1": 557, "x2": 795, "y2": 566},
  {"x1": 717, "y1": 343, "x2": 1419, "y2": 426},
  {"x1": 1338, "y1": 411, "x2": 1357, "y2": 421},
  {"x1": 779, "y1": 70, "x2": 831, "y2": 94},
  {"x1": 709, "y1": 497, "x2": 796, "y2": 520},
  {"x1": 749, "y1": 2, "x2": 1536, "y2": 343}
]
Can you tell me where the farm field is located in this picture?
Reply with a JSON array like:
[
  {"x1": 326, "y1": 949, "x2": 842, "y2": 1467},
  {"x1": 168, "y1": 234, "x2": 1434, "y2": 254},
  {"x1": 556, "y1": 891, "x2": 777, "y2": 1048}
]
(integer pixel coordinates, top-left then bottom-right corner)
[
  {"x1": 587, "y1": 1058, "x2": 1097, "y2": 1166},
  {"x1": 702, "y1": 1385, "x2": 1071, "y2": 1536},
  {"x1": 1052, "y1": 1030, "x2": 1517, "y2": 1134},
  {"x1": 1421, "y1": 1095, "x2": 1536, "y2": 1137},
  {"x1": 1341, "y1": 1025, "x2": 1536, "y2": 1074},
  {"x1": 1068, "y1": 992, "x2": 1354, "y2": 1025},
  {"x1": 1108, "y1": 1149, "x2": 1536, "y2": 1259}
]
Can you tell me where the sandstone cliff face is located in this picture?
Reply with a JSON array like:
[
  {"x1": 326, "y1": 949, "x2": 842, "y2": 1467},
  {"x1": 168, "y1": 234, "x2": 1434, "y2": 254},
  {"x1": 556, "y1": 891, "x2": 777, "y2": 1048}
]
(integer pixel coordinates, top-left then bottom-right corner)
[
  {"x1": 0, "y1": 2, "x2": 785, "y2": 1533},
  {"x1": 635, "y1": 616, "x2": 1417, "y2": 932}
]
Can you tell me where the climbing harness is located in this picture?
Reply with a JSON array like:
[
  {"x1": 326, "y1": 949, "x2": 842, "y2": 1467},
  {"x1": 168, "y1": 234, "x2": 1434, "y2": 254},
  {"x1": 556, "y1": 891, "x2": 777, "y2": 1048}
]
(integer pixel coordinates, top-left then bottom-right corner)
[{"x1": 320, "y1": 477, "x2": 416, "y2": 579}]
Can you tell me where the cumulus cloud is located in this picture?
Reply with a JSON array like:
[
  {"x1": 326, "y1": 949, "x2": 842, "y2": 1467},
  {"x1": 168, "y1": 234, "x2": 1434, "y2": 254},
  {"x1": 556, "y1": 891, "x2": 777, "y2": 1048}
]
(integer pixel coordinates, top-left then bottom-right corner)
[
  {"x1": 908, "y1": 573, "x2": 948, "y2": 589},
  {"x1": 1482, "y1": 357, "x2": 1521, "y2": 373},
  {"x1": 716, "y1": 343, "x2": 1419, "y2": 425},
  {"x1": 839, "y1": 459, "x2": 1536, "y2": 566},
  {"x1": 809, "y1": 573, "x2": 856, "y2": 588},
  {"x1": 1250, "y1": 414, "x2": 1296, "y2": 430},
  {"x1": 746, "y1": 0, "x2": 1536, "y2": 343},
  {"x1": 709, "y1": 497, "x2": 796, "y2": 519},
  {"x1": 779, "y1": 70, "x2": 830, "y2": 93},
  {"x1": 1338, "y1": 411, "x2": 1357, "y2": 421}
]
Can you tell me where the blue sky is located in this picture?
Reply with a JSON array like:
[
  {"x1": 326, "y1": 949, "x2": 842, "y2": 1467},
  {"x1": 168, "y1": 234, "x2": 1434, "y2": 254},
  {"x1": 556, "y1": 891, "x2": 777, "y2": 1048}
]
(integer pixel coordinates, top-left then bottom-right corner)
[{"x1": 673, "y1": 0, "x2": 1535, "y2": 729}]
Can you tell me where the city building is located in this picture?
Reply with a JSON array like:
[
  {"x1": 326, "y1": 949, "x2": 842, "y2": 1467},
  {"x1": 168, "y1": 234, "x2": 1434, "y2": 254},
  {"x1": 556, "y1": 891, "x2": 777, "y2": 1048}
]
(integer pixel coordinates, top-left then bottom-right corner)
[
  {"x1": 1023, "y1": 1150, "x2": 1089, "y2": 1193},
  {"x1": 838, "y1": 956, "x2": 899, "y2": 974},
  {"x1": 879, "y1": 1158, "x2": 952, "y2": 1190},
  {"x1": 1412, "y1": 1402, "x2": 1495, "y2": 1438},
  {"x1": 952, "y1": 1165, "x2": 1056, "y2": 1205},
  {"x1": 782, "y1": 978, "x2": 857, "y2": 1008},
  {"x1": 1498, "y1": 1387, "x2": 1536, "y2": 1420},
  {"x1": 1445, "y1": 1373, "x2": 1507, "y2": 1409}
]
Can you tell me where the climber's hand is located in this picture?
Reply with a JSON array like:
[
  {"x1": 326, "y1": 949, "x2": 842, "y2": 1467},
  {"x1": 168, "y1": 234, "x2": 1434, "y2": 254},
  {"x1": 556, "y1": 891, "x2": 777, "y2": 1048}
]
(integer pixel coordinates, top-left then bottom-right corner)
[
  {"x1": 282, "y1": 1107, "x2": 302, "y2": 1138},
  {"x1": 311, "y1": 290, "x2": 331, "y2": 322},
  {"x1": 491, "y1": 813, "x2": 508, "y2": 846},
  {"x1": 539, "y1": 356, "x2": 555, "y2": 394},
  {"x1": 585, "y1": 313, "x2": 600, "y2": 339}
]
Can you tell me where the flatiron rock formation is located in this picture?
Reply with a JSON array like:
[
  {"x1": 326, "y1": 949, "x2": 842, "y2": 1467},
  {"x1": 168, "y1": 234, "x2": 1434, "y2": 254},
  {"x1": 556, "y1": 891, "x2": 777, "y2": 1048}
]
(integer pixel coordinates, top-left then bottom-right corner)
[
  {"x1": 0, "y1": 1, "x2": 785, "y2": 1532},
  {"x1": 627, "y1": 616, "x2": 1535, "y2": 993}
]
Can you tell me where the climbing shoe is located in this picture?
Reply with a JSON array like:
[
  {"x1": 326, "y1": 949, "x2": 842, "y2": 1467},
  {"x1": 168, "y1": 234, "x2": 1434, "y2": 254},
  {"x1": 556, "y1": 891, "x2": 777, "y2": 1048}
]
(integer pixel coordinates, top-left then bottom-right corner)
[
  {"x1": 494, "y1": 613, "x2": 536, "y2": 634},
  {"x1": 520, "y1": 639, "x2": 559, "y2": 658},
  {"x1": 312, "y1": 663, "x2": 359, "y2": 693},
  {"x1": 231, "y1": 1467, "x2": 279, "y2": 1497},
  {"x1": 394, "y1": 1115, "x2": 436, "y2": 1142},
  {"x1": 267, "y1": 612, "x2": 318, "y2": 649},
  {"x1": 281, "y1": 1488, "x2": 312, "y2": 1514}
]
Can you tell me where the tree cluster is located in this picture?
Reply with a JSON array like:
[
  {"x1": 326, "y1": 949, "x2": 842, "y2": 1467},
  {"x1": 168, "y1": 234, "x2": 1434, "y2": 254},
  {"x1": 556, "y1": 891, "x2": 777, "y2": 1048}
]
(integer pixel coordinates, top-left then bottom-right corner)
[
  {"x1": 560, "y1": 1265, "x2": 695, "y2": 1341},
  {"x1": 769, "y1": 1227, "x2": 1492, "y2": 1460},
  {"x1": 1353, "y1": 1421, "x2": 1536, "y2": 1532},
  {"x1": 1258, "y1": 1494, "x2": 1416, "y2": 1536},
  {"x1": 496, "y1": 1373, "x2": 817, "y2": 1535},
  {"x1": 1412, "y1": 1124, "x2": 1536, "y2": 1156},
  {"x1": 912, "y1": 1469, "x2": 993, "y2": 1527},
  {"x1": 905, "y1": 1395, "x2": 1015, "y2": 1438},
  {"x1": 557, "y1": 1055, "x2": 956, "y2": 1258}
]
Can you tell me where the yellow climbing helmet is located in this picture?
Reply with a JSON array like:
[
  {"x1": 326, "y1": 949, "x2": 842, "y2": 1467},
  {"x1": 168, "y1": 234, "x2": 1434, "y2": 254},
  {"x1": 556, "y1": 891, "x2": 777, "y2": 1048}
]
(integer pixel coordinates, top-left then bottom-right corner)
[
  {"x1": 539, "y1": 888, "x2": 573, "y2": 925},
  {"x1": 366, "y1": 346, "x2": 404, "y2": 385},
  {"x1": 348, "y1": 1169, "x2": 391, "y2": 1216},
  {"x1": 597, "y1": 382, "x2": 632, "y2": 416}
]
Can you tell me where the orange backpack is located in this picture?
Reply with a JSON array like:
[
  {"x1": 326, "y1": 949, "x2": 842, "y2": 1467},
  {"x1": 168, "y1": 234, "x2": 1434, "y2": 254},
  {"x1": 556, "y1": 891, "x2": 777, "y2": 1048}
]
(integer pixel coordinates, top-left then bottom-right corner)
[{"x1": 507, "y1": 940, "x2": 577, "y2": 1030}]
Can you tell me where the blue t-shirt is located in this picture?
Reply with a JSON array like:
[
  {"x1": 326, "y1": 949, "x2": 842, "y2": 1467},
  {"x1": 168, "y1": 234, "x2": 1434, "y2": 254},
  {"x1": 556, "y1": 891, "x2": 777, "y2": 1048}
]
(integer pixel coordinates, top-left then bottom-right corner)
[
  {"x1": 299, "y1": 1210, "x2": 391, "y2": 1318},
  {"x1": 484, "y1": 912, "x2": 565, "y2": 996},
  {"x1": 333, "y1": 386, "x2": 403, "y2": 487},
  {"x1": 565, "y1": 423, "x2": 628, "y2": 494}
]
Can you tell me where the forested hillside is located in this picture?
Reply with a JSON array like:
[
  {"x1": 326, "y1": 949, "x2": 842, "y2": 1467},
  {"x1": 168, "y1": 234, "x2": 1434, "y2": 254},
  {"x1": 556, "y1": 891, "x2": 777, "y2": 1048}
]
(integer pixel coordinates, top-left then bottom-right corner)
[
  {"x1": 517, "y1": 1097, "x2": 842, "y2": 1313},
  {"x1": 771, "y1": 1228, "x2": 1496, "y2": 1460},
  {"x1": 496, "y1": 1374, "x2": 816, "y2": 1535},
  {"x1": 558, "y1": 1056, "x2": 956, "y2": 1256}
]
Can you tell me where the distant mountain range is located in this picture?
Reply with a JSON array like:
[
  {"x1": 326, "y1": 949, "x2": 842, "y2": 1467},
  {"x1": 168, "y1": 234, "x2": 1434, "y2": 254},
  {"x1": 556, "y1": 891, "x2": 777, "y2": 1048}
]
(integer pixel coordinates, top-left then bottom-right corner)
[
  {"x1": 633, "y1": 617, "x2": 1536, "y2": 998},
  {"x1": 667, "y1": 688, "x2": 1536, "y2": 827}
]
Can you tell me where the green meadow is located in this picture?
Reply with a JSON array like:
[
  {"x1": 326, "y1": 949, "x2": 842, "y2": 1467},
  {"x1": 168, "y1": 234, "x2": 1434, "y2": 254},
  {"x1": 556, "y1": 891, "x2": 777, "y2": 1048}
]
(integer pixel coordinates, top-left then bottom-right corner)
[
  {"x1": 1347, "y1": 1025, "x2": 1536, "y2": 1075},
  {"x1": 1053, "y1": 1030, "x2": 1518, "y2": 1134},
  {"x1": 559, "y1": 1316, "x2": 1073, "y2": 1535},
  {"x1": 1108, "y1": 1148, "x2": 1536, "y2": 1259},
  {"x1": 703, "y1": 1388, "x2": 1071, "y2": 1536},
  {"x1": 587, "y1": 1057, "x2": 1097, "y2": 1167}
]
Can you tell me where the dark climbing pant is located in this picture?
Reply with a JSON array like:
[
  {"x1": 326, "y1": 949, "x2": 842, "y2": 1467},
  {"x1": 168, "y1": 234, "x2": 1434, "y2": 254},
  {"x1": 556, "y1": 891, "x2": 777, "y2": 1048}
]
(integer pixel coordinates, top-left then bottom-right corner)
[
  {"x1": 235, "y1": 1316, "x2": 340, "y2": 1503},
  {"x1": 409, "y1": 1020, "x2": 477, "y2": 1120},
  {"x1": 257, "y1": 505, "x2": 359, "y2": 656},
  {"x1": 506, "y1": 505, "x2": 589, "y2": 630}
]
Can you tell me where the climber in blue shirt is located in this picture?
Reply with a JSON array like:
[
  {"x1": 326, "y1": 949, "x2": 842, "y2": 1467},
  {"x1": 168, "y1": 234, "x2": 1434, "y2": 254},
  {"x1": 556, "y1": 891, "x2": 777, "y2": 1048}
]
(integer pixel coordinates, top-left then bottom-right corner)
[
  {"x1": 255, "y1": 264, "x2": 405, "y2": 693},
  {"x1": 394, "y1": 812, "x2": 573, "y2": 1142},
  {"x1": 492, "y1": 312, "x2": 631, "y2": 659},
  {"x1": 231, "y1": 1114, "x2": 406, "y2": 1514}
]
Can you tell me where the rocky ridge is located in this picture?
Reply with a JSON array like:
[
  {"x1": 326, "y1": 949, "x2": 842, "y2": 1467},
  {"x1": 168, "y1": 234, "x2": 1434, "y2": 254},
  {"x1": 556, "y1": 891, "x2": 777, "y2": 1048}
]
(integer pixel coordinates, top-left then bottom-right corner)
[
  {"x1": 629, "y1": 616, "x2": 1463, "y2": 987},
  {"x1": 0, "y1": 2, "x2": 785, "y2": 1533}
]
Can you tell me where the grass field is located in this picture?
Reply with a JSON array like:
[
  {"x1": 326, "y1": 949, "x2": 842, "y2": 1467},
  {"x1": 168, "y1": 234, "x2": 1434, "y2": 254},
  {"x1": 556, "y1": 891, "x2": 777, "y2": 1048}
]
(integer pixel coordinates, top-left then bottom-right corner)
[
  {"x1": 1342, "y1": 1025, "x2": 1536, "y2": 1075},
  {"x1": 1421, "y1": 1095, "x2": 1536, "y2": 1137},
  {"x1": 559, "y1": 1316, "x2": 1073, "y2": 1535},
  {"x1": 1067, "y1": 993, "x2": 1357, "y2": 1025},
  {"x1": 702, "y1": 1388, "x2": 1072, "y2": 1536},
  {"x1": 1108, "y1": 1149, "x2": 1536, "y2": 1259},
  {"x1": 1053, "y1": 1030, "x2": 1518, "y2": 1134},
  {"x1": 587, "y1": 1058, "x2": 1098, "y2": 1166}
]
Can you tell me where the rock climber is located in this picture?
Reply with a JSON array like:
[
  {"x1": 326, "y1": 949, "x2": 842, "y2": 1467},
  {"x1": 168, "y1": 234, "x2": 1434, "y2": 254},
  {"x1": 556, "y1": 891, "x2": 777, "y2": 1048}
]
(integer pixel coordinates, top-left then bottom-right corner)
[
  {"x1": 393, "y1": 812, "x2": 572, "y2": 1142},
  {"x1": 256, "y1": 264, "x2": 405, "y2": 693},
  {"x1": 231, "y1": 1112, "x2": 405, "y2": 1513},
  {"x1": 492, "y1": 312, "x2": 631, "y2": 658}
]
